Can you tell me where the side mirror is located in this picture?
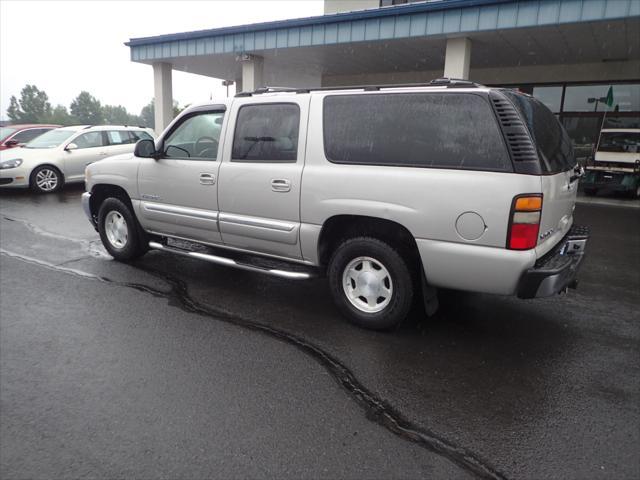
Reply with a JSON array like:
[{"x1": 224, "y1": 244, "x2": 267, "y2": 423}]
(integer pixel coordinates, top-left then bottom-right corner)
[
  {"x1": 134, "y1": 139, "x2": 158, "y2": 158},
  {"x1": 5, "y1": 140, "x2": 19, "y2": 147},
  {"x1": 66, "y1": 143, "x2": 78, "y2": 151}
]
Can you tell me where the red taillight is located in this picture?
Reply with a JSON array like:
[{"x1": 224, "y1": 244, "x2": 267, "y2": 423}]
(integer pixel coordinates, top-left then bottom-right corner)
[{"x1": 508, "y1": 195, "x2": 542, "y2": 250}]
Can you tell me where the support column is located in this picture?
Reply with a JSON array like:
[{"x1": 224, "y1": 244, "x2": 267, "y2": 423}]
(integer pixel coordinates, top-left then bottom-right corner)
[
  {"x1": 239, "y1": 54, "x2": 263, "y2": 92},
  {"x1": 444, "y1": 37, "x2": 472, "y2": 80},
  {"x1": 235, "y1": 77, "x2": 243, "y2": 95},
  {"x1": 153, "y1": 62, "x2": 173, "y2": 134}
]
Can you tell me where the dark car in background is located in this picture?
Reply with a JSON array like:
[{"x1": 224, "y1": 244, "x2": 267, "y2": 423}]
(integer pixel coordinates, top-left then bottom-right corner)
[{"x1": 0, "y1": 124, "x2": 60, "y2": 150}]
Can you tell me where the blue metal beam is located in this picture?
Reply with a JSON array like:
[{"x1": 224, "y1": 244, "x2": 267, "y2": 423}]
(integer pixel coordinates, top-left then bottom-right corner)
[{"x1": 128, "y1": 0, "x2": 640, "y2": 62}]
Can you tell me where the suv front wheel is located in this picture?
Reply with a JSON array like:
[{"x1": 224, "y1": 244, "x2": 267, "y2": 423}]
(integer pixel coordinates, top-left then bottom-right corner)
[
  {"x1": 328, "y1": 237, "x2": 414, "y2": 330},
  {"x1": 98, "y1": 198, "x2": 147, "y2": 261}
]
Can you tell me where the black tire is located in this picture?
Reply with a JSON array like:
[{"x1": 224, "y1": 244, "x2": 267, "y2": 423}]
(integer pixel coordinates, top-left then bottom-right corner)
[
  {"x1": 583, "y1": 188, "x2": 597, "y2": 196},
  {"x1": 98, "y1": 197, "x2": 148, "y2": 261},
  {"x1": 30, "y1": 165, "x2": 63, "y2": 194},
  {"x1": 328, "y1": 237, "x2": 414, "y2": 331}
]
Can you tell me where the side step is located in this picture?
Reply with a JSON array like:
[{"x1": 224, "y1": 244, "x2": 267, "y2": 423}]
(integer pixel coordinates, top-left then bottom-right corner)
[{"x1": 148, "y1": 241, "x2": 315, "y2": 280}]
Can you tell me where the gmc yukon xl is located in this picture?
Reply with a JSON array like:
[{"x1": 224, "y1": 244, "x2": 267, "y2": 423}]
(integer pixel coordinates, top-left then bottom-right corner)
[{"x1": 82, "y1": 79, "x2": 589, "y2": 330}]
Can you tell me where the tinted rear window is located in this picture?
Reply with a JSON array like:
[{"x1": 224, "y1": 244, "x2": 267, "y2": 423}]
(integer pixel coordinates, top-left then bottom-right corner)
[
  {"x1": 323, "y1": 93, "x2": 511, "y2": 172},
  {"x1": 502, "y1": 91, "x2": 575, "y2": 173}
]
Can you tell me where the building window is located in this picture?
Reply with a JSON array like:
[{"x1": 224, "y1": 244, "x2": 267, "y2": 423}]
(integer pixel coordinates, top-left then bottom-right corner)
[
  {"x1": 532, "y1": 86, "x2": 563, "y2": 114},
  {"x1": 563, "y1": 83, "x2": 640, "y2": 113}
]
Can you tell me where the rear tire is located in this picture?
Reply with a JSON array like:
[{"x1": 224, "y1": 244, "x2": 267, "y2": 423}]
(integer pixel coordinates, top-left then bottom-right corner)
[
  {"x1": 30, "y1": 165, "x2": 63, "y2": 194},
  {"x1": 328, "y1": 237, "x2": 414, "y2": 331},
  {"x1": 98, "y1": 198, "x2": 147, "y2": 261}
]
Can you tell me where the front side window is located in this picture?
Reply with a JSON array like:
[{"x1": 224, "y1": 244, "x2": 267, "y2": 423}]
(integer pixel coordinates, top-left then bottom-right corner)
[
  {"x1": 232, "y1": 104, "x2": 300, "y2": 162},
  {"x1": 323, "y1": 93, "x2": 511, "y2": 171},
  {"x1": 73, "y1": 132, "x2": 104, "y2": 149},
  {"x1": 163, "y1": 112, "x2": 224, "y2": 160}
]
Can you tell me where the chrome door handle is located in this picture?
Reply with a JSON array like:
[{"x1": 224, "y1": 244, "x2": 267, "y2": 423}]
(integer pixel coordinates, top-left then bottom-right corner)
[
  {"x1": 271, "y1": 178, "x2": 291, "y2": 192},
  {"x1": 98, "y1": 152, "x2": 109, "y2": 156},
  {"x1": 199, "y1": 173, "x2": 216, "y2": 185}
]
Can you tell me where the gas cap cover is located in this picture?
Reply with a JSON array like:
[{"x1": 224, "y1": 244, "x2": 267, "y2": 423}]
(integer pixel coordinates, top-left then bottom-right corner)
[{"x1": 455, "y1": 212, "x2": 486, "y2": 241}]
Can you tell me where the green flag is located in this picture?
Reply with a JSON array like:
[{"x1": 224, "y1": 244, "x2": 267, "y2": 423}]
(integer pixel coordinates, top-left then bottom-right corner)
[{"x1": 605, "y1": 86, "x2": 614, "y2": 107}]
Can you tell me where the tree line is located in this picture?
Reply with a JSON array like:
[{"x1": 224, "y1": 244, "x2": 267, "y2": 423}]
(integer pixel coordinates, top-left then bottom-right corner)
[{"x1": 6, "y1": 85, "x2": 182, "y2": 129}]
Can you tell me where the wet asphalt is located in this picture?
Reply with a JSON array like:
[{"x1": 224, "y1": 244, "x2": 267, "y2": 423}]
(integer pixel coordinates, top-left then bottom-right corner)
[{"x1": 0, "y1": 184, "x2": 638, "y2": 480}]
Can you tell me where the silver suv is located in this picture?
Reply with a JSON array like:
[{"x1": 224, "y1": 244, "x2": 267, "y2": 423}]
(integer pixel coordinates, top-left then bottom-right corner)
[{"x1": 82, "y1": 79, "x2": 589, "y2": 330}]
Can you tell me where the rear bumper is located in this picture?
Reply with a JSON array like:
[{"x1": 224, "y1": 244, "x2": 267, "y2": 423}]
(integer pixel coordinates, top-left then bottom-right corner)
[{"x1": 517, "y1": 225, "x2": 589, "y2": 299}]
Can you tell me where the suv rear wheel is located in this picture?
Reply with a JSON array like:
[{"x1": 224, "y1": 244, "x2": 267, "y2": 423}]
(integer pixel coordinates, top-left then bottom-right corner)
[
  {"x1": 98, "y1": 198, "x2": 147, "y2": 261},
  {"x1": 328, "y1": 237, "x2": 414, "y2": 330}
]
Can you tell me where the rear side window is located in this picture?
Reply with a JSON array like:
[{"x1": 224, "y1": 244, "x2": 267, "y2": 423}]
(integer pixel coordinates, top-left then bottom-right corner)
[
  {"x1": 131, "y1": 130, "x2": 152, "y2": 141},
  {"x1": 232, "y1": 104, "x2": 300, "y2": 162},
  {"x1": 107, "y1": 131, "x2": 135, "y2": 145},
  {"x1": 502, "y1": 91, "x2": 575, "y2": 173},
  {"x1": 323, "y1": 93, "x2": 511, "y2": 171}
]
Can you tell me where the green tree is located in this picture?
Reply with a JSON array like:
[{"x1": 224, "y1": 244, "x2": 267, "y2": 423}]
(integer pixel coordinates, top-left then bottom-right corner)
[
  {"x1": 70, "y1": 91, "x2": 103, "y2": 124},
  {"x1": 6, "y1": 85, "x2": 52, "y2": 123},
  {"x1": 139, "y1": 99, "x2": 183, "y2": 129},
  {"x1": 102, "y1": 104, "x2": 130, "y2": 125},
  {"x1": 48, "y1": 105, "x2": 74, "y2": 126}
]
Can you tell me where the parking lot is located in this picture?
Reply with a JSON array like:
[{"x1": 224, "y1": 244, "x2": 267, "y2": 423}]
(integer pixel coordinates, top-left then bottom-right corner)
[{"x1": 1, "y1": 185, "x2": 638, "y2": 479}]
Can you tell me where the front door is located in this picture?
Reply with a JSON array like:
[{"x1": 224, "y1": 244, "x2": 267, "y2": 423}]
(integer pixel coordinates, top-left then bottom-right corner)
[
  {"x1": 64, "y1": 131, "x2": 107, "y2": 180},
  {"x1": 137, "y1": 109, "x2": 226, "y2": 244},
  {"x1": 218, "y1": 98, "x2": 309, "y2": 259}
]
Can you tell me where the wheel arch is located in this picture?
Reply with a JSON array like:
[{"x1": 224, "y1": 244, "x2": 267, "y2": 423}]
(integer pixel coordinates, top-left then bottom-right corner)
[
  {"x1": 29, "y1": 163, "x2": 65, "y2": 183},
  {"x1": 317, "y1": 215, "x2": 421, "y2": 269},
  {"x1": 89, "y1": 183, "x2": 134, "y2": 219}
]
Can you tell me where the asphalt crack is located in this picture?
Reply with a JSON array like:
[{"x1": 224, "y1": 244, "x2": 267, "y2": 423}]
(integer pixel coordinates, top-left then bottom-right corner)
[{"x1": 0, "y1": 248, "x2": 508, "y2": 480}]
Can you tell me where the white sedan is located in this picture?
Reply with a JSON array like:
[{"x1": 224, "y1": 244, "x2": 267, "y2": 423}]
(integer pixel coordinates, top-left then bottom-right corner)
[{"x1": 0, "y1": 125, "x2": 154, "y2": 193}]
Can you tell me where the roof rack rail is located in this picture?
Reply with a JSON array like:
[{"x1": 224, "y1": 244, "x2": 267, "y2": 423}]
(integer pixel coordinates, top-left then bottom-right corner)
[{"x1": 235, "y1": 78, "x2": 484, "y2": 97}]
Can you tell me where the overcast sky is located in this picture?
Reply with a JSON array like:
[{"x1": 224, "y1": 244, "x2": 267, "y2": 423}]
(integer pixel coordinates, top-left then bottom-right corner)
[{"x1": 0, "y1": 0, "x2": 323, "y2": 120}]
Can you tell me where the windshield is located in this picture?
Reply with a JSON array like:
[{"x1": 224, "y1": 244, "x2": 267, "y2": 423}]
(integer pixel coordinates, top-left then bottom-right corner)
[
  {"x1": 24, "y1": 129, "x2": 76, "y2": 149},
  {"x1": 1, "y1": 127, "x2": 17, "y2": 140},
  {"x1": 598, "y1": 132, "x2": 639, "y2": 153}
]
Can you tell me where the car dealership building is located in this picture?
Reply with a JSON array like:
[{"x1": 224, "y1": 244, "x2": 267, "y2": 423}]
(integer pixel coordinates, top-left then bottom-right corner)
[{"x1": 126, "y1": 0, "x2": 639, "y2": 157}]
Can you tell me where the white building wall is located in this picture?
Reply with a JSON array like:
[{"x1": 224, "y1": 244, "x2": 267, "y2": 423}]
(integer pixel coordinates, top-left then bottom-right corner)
[
  {"x1": 324, "y1": 0, "x2": 379, "y2": 14},
  {"x1": 322, "y1": 60, "x2": 640, "y2": 87}
]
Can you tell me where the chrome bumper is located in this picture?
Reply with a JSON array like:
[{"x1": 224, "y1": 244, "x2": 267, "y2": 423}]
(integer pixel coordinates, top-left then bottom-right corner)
[
  {"x1": 517, "y1": 225, "x2": 589, "y2": 298},
  {"x1": 81, "y1": 192, "x2": 96, "y2": 228}
]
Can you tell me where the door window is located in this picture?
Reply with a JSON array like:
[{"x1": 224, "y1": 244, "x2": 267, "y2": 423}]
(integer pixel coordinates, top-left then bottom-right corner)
[
  {"x1": 163, "y1": 112, "x2": 224, "y2": 160},
  {"x1": 323, "y1": 93, "x2": 510, "y2": 171},
  {"x1": 11, "y1": 128, "x2": 49, "y2": 144},
  {"x1": 232, "y1": 104, "x2": 300, "y2": 162},
  {"x1": 73, "y1": 131, "x2": 104, "y2": 149},
  {"x1": 107, "y1": 130, "x2": 136, "y2": 145}
]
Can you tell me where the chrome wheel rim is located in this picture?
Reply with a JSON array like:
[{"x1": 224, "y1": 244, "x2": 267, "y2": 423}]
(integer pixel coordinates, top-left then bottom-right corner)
[
  {"x1": 104, "y1": 211, "x2": 128, "y2": 249},
  {"x1": 342, "y1": 256, "x2": 393, "y2": 313},
  {"x1": 35, "y1": 169, "x2": 58, "y2": 191}
]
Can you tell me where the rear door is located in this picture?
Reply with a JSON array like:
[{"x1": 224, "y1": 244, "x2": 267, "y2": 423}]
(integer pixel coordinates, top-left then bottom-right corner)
[
  {"x1": 104, "y1": 130, "x2": 138, "y2": 156},
  {"x1": 217, "y1": 97, "x2": 309, "y2": 259},
  {"x1": 508, "y1": 94, "x2": 577, "y2": 255}
]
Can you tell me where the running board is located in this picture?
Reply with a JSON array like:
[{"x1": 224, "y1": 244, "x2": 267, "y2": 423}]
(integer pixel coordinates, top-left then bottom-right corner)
[{"x1": 148, "y1": 241, "x2": 314, "y2": 280}]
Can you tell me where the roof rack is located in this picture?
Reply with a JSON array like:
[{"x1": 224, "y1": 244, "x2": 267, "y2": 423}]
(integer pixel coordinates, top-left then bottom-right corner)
[{"x1": 234, "y1": 78, "x2": 484, "y2": 97}]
